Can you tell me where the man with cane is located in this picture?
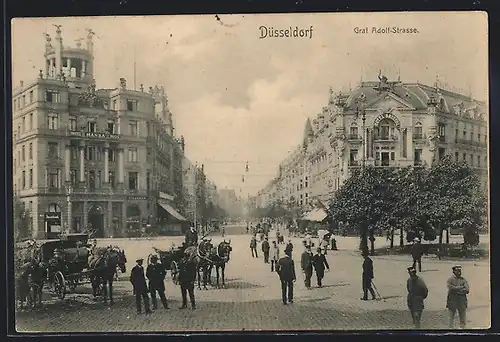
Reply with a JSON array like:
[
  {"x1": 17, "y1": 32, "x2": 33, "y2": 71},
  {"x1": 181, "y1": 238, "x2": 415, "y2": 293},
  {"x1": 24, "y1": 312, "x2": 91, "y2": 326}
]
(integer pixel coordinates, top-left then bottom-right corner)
[
  {"x1": 407, "y1": 266, "x2": 428, "y2": 328},
  {"x1": 361, "y1": 252, "x2": 377, "y2": 300}
]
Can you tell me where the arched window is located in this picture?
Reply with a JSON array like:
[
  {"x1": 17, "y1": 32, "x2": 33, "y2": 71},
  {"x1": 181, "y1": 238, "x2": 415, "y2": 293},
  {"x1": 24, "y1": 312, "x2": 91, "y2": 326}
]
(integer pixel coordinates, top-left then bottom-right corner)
[
  {"x1": 414, "y1": 122, "x2": 423, "y2": 139},
  {"x1": 48, "y1": 203, "x2": 60, "y2": 212},
  {"x1": 375, "y1": 118, "x2": 397, "y2": 140}
]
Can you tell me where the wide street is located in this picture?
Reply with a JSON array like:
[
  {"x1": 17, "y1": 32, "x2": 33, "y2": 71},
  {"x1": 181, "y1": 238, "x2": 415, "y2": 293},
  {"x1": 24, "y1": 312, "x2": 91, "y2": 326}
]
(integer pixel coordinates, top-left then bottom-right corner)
[{"x1": 16, "y1": 225, "x2": 490, "y2": 332}]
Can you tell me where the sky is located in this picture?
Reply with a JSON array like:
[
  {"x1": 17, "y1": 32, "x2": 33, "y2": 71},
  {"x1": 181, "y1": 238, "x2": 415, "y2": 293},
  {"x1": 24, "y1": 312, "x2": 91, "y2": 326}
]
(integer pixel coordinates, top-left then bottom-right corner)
[{"x1": 11, "y1": 12, "x2": 488, "y2": 197}]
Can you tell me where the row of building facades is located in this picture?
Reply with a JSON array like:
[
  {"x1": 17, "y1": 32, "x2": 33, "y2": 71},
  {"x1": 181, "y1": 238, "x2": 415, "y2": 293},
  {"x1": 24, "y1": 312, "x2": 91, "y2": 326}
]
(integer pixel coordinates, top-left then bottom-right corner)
[
  {"x1": 253, "y1": 74, "x2": 488, "y2": 212},
  {"x1": 12, "y1": 27, "x2": 224, "y2": 238}
]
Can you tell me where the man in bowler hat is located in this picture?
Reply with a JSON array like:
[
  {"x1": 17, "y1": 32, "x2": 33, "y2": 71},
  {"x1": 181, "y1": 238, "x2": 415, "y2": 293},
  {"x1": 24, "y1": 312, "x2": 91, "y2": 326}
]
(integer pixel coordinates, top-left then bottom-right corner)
[
  {"x1": 130, "y1": 258, "x2": 152, "y2": 314},
  {"x1": 276, "y1": 250, "x2": 296, "y2": 305}
]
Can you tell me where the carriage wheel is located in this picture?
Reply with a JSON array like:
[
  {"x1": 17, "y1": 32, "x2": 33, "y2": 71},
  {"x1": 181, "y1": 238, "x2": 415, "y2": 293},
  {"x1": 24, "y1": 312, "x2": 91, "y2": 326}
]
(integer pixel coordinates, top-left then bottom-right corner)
[
  {"x1": 171, "y1": 261, "x2": 179, "y2": 285},
  {"x1": 53, "y1": 272, "x2": 66, "y2": 300}
]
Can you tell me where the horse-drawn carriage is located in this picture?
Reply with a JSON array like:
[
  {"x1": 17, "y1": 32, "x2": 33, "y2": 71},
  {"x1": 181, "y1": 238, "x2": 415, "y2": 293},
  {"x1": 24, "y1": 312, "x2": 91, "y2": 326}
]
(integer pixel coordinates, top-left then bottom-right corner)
[
  {"x1": 150, "y1": 238, "x2": 233, "y2": 289},
  {"x1": 15, "y1": 233, "x2": 127, "y2": 307}
]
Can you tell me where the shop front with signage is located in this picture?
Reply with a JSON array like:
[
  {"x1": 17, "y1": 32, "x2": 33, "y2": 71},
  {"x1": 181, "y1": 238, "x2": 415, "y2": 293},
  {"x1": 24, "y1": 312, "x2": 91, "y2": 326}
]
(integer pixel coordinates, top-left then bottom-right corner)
[{"x1": 45, "y1": 212, "x2": 62, "y2": 239}]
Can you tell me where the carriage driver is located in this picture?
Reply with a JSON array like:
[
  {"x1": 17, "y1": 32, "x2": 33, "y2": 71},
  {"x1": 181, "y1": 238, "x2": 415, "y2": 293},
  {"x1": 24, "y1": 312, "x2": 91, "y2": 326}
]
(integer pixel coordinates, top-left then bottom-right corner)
[{"x1": 185, "y1": 225, "x2": 198, "y2": 247}]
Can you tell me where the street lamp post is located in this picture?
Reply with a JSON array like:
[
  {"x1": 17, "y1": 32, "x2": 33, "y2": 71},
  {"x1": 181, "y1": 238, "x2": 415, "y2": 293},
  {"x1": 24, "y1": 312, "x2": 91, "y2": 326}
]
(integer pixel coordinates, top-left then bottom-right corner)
[
  {"x1": 66, "y1": 183, "x2": 73, "y2": 234},
  {"x1": 361, "y1": 109, "x2": 367, "y2": 168}
]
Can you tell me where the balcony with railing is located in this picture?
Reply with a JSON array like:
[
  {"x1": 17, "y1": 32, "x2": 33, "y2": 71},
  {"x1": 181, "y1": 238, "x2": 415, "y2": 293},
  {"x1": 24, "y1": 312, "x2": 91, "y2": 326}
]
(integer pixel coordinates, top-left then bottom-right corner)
[
  {"x1": 347, "y1": 134, "x2": 361, "y2": 141},
  {"x1": 412, "y1": 133, "x2": 426, "y2": 141},
  {"x1": 455, "y1": 138, "x2": 487, "y2": 148},
  {"x1": 374, "y1": 135, "x2": 398, "y2": 142},
  {"x1": 374, "y1": 160, "x2": 399, "y2": 167}
]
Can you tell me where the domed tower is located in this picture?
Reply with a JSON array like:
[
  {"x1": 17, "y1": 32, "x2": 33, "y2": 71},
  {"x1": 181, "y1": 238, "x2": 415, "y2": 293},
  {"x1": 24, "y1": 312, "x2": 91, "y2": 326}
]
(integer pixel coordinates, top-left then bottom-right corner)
[{"x1": 44, "y1": 25, "x2": 95, "y2": 87}]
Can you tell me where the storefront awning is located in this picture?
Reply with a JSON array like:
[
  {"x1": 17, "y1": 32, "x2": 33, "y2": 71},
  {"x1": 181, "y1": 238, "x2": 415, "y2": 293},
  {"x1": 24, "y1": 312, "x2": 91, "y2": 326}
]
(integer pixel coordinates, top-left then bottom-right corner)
[
  {"x1": 303, "y1": 208, "x2": 328, "y2": 222},
  {"x1": 158, "y1": 202, "x2": 187, "y2": 222}
]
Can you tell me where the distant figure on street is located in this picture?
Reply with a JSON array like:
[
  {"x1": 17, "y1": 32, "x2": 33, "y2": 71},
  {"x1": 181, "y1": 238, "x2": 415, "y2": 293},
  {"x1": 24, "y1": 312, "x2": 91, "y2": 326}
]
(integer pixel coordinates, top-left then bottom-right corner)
[
  {"x1": 285, "y1": 239, "x2": 294, "y2": 258},
  {"x1": 146, "y1": 255, "x2": 169, "y2": 310},
  {"x1": 270, "y1": 241, "x2": 280, "y2": 272},
  {"x1": 312, "y1": 248, "x2": 330, "y2": 287},
  {"x1": 330, "y1": 234, "x2": 338, "y2": 250},
  {"x1": 130, "y1": 258, "x2": 152, "y2": 315},
  {"x1": 221, "y1": 227, "x2": 225, "y2": 238},
  {"x1": 361, "y1": 252, "x2": 376, "y2": 300},
  {"x1": 185, "y1": 225, "x2": 198, "y2": 247},
  {"x1": 250, "y1": 235, "x2": 258, "y2": 258},
  {"x1": 446, "y1": 265, "x2": 469, "y2": 329},
  {"x1": 304, "y1": 231, "x2": 312, "y2": 248},
  {"x1": 412, "y1": 238, "x2": 423, "y2": 272},
  {"x1": 301, "y1": 245, "x2": 314, "y2": 289},
  {"x1": 246, "y1": 225, "x2": 249, "y2": 234},
  {"x1": 178, "y1": 251, "x2": 197, "y2": 310},
  {"x1": 276, "y1": 251, "x2": 296, "y2": 305},
  {"x1": 262, "y1": 237, "x2": 270, "y2": 263},
  {"x1": 407, "y1": 266, "x2": 428, "y2": 329}
]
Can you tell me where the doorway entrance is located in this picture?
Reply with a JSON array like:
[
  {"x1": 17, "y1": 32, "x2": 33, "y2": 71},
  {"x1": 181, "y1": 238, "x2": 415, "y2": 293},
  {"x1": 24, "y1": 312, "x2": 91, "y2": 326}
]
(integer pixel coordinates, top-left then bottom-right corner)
[
  {"x1": 88, "y1": 204, "x2": 105, "y2": 238},
  {"x1": 381, "y1": 152, "x2": 390, "y2": 166}
]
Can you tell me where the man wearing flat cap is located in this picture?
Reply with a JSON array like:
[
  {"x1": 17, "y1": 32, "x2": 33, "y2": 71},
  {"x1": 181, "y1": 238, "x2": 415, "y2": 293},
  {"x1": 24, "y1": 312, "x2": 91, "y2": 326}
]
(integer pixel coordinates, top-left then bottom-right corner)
[
  {"x1": 406, "y1": 266, "x2": 428, "y2": 329},
  {"x1": 130, "y1": 257, "x2": 151, "y2": 314},
  {"x1": 146, "y1": 255, "x2": 169, "y2": 310},
  {"x1": 446, "y1": 265, "x2": 469, "y2": 329}
]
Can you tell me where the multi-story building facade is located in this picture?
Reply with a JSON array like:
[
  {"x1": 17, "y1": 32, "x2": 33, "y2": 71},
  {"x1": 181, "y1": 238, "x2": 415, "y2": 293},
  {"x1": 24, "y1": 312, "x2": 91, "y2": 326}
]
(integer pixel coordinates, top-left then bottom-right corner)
[
  {"x1": 12, "y1": 27, "x2": 192, "y2": 238},
  {"x1": 257, "y1": 73, "x2": 488, "y2": 211}
]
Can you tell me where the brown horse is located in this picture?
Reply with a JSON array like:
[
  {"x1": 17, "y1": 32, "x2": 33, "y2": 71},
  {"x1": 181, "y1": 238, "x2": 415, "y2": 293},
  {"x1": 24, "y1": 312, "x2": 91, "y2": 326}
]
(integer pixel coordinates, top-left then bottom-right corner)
[{"x1": 88, "y1": 246, "x2": 127, "y2": 305}]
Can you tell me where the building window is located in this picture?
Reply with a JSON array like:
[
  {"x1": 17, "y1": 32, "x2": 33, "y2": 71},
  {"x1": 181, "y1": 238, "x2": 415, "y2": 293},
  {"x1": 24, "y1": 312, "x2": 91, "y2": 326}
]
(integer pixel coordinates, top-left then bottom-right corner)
[
  {"x1": 21, "y1": 145, "x2": 25, "y2": 161},
  {"x1": 22, "y1": 95, "x2": 26, "y2": 107},
  {"x1": 438, "y1": 123, "x2": 446, "y2": 142},
  {"x1": 86, "y1": 146, "x2": 96, "y2": 161},
  {"x1": 107, "y1": 120, "x2": 115, "y2": 134},
  {"x1": 349, "y1": 124, "x2": 358, "y2": 138},
  {"x1": 349, "y1": 149, "x2": 358, "y2": 166},
  {"x1": 48, "y1": 203, "x2": 60, "y2": 212},
  {"x1": 147, "y1": 172, "x2": 150, "y2": 192},
  {"x1": 22, "y1": 117, "x2": 26, "y2": 132},
  {"x1": 438, "y1": 148, "x2": 446, "y2": 160},
  {"x1": 48, "y1": 170, "x2": 59, "y2": 188},
  {"x1": 455, "y1": 151, "x2": 459, "y2": 162},
  {"x1": 127, "y1": 100, "x2": 138, "y2": 111},
  {"x1": 29, "y1": 113, "x2": 33, "y2": 131},
  {"x1": 22, "y1": 170, "x2": 26, "y2": 189},
  {"x1": 129, "y1": 121, "x2": 138, "y2": 136},
  {"x1": 455, "y1": 129, "x2": 459, "y2": 143},
  {"x1": 108, "y1": 149, "x2": 116, "y2": 162},
  {"x1": 70, "y1": 169, "x2": 77, "y2": 186},
  {"x1": 477, "y1": 155, "x2": 481, "y2": 167},
  {"x1": 391, "y1": 152, "x2": 395, "y2": 161},
  {"x1": 484, "y1": 156, "x2": 487, "y2": 167},
  {"x1": 128, "y1": 172, "x2": 138, "y2": 190},
  {"x1": 376, "y1": 118, "x2": 396, "y2": 140},
  {"x1": 88, "y1": 121, "x2": 97, "y2": 133},
  {"x1": 128, "y1": 148, "x2": 138, "y2": 162},
  {"x1": 71, "y1": 146, "x2": 78, "y2": 160},
  {"x1": 109, "y1": 171, "x2": 116, "y2": 188},
  {"x1": 47, "y1": 113, "x2": 59, "y2": 130},
  {"x1": 13, "y1": 99, "x2": 16, "y2": 110},
  {"x1": 69, "y1": 116, "x2": 77, "y2": 131},
  {"x1": 29, "y1": 143, "x2": 32, "y2": 159},
  {"x1": 45, "y1": 90, "x2": 61, "y2": 103},
  {"x1": 414, "y1": 149, "x2": 422, "y2": 165},
  {"x1": 470, "y1": 154, "x2": 474, "y2": 166},
  {"x1": 414, "y1": 123, "x2": 423, "y2": 139},
  {"x1": 470, "y1": 132, "x2": 473, "y2": 141},
  {"x1": 463, "y1": 153, "x2": 466, "y2": 162},
  {"x1": 112, "y1": 99, "x2": 117, "y2": 110},
  {"x1": 88, "y1": 170, "x2": 96, "y2": 189},
  {"x1": 48, "y1": 142, "x2": 58, "y2": 158},
  {"x1": 463, "y1": 130, "x2": 466, "y2": 139},
  {"x1": 29, "y1": 169, "x2": 33, "y2": 188},
  {"x1": 29, "y1": 90, "x2": 34, "y2": 103},
  {"x1": 103, "y1": 101, "x2": 109, "y2": 110}
]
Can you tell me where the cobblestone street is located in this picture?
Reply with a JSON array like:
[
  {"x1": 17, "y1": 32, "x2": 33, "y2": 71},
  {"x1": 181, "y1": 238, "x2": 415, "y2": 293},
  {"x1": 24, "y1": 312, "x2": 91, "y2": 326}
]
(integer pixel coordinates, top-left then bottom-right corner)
[{"x1": 16, "y1": 228, "x2": 490, "y2": 332}]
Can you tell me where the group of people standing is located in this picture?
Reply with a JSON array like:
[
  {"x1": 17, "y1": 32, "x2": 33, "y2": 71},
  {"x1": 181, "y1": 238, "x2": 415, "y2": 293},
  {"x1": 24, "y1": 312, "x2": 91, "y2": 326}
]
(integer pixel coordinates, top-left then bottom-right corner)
[{"x1": 129, "y1": 252, "x2": 198, "y2": 315}]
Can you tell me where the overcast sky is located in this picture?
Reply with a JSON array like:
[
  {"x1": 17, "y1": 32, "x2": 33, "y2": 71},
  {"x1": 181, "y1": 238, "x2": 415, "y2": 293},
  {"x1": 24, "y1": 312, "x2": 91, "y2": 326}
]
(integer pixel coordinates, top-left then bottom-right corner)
[{"x1": 11, "y1": 12, "x2": 488, "y2": 197}]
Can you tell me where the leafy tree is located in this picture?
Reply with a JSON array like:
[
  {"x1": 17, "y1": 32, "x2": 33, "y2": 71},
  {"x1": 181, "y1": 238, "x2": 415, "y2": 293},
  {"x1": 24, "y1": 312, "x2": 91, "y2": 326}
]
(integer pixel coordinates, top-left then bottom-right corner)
[{"x1": 14, "y1": 197, "x2": 32, "y2": 242}]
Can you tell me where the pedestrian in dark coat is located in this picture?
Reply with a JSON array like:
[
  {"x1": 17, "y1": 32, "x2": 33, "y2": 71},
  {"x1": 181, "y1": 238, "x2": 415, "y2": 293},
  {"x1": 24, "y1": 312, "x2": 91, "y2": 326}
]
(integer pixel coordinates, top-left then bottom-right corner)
[
  {"x1": 185, "y1": 226, "x2": 198, "y2": 247},
  {"x1": 411, "y1": 238, "x2": 423, "y2": 272},
  {"x1": 446, "y1": 265, "x2": 469, "y2": 329},
  {"x1": 276, "y1": 253, "x2": 296, "y2": 305},
  {"x1": 285, "y1": 240, "x2": 294, "y2": 258},
  {"x1": 250, "y1": 236, "x2": 258, "y2": 258},
  {"x1": 270, "y1": 241, "x2": 280, "y2": 272},
  {"x1": 300, "y1": 246, "x2": 314, "y2": 289},
  {"x1": 361, "y1": 253, "x2": 376, "y2": 300},
  {"x1": 312, "y1": 248, "x2": 330, "y2": 287},
  {"x1": 262, "y1": 238, "x2": 270, "y2": 263},
  {"x1": 146, "y1": 255, "x2": 169, "y2": 310},
  {"x1": 407, "y1": 266, "x2": 428, "y2": 328},
  {"x1": 178, "y1": 253, "x2": 197, "y2": 310},
  {"x1": 130, "y1": 258, "x2": 152, "y2": 314}
]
